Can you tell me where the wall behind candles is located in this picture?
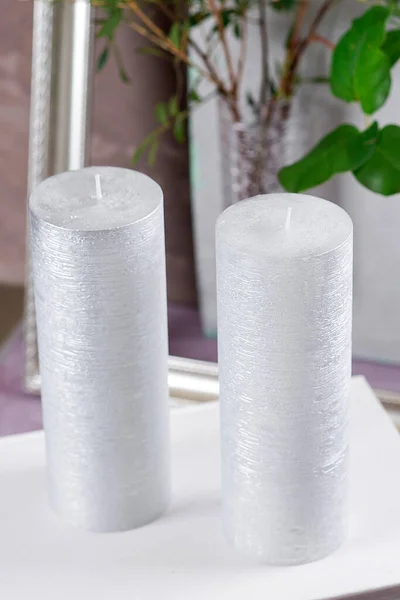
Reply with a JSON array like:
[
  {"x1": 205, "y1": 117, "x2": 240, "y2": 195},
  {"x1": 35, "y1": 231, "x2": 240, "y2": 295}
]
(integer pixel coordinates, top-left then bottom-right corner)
[{"x1": 0, "y1": 0, "x2": 32, "y2": 285}]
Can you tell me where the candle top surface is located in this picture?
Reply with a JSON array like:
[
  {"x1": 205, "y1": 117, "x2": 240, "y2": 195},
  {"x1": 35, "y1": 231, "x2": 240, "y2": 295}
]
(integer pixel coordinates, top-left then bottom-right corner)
[
  {"x1": 217, "y1": 194, "x2": 352, "y2": 259},
  {"x1": 29, "y1": 167, "x2": 163, "y2": 231}
]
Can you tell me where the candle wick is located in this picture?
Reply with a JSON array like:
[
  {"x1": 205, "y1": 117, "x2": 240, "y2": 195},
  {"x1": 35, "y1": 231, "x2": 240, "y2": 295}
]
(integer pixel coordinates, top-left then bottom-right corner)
[
  {"x1": 95, "y1": 174, "x2": 102, "y2": 200},
  {"x1": 285, "y1": 207, "x2": 292, "y2": 231}
]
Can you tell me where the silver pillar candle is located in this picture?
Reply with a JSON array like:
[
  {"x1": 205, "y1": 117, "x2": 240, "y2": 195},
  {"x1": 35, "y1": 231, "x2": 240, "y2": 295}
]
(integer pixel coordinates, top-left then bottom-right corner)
[
  {"x1": 29, "y1": 167, "x2": 170, "y2": 532},
  {"x1": 216, "y1": 193, "x2": 353, "y2": 565}
]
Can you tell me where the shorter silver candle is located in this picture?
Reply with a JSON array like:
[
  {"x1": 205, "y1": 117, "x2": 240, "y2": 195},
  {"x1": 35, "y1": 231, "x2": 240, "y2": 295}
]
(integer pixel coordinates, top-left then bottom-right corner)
[{"x1": 29, "y1": 167, "x2": 170, "y2": 532}]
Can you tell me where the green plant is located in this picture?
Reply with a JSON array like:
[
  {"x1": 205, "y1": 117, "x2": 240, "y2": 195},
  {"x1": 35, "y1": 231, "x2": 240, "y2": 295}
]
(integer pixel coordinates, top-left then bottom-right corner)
[
  {"x1": 94, "y1": 0, "x2": 261, "y2": 164},
  {"x1": 95, "y1": 0, "x2": 400, "y2": 196},
  {"x1": 94, "y1": 0, "x2": 343, "y2": 165},
  {"x1": 279, "y1": 3, "x2": 400, "y2": 196}
]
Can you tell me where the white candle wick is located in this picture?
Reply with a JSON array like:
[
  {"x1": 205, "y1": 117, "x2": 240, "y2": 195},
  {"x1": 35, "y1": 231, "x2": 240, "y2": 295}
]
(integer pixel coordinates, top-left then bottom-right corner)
[
  {"x1": 285, "y1": 207, "x2": 292, "y2": 231},
  {"x1": 95, "y1": 174, "x2": 102, "y2": 200}
]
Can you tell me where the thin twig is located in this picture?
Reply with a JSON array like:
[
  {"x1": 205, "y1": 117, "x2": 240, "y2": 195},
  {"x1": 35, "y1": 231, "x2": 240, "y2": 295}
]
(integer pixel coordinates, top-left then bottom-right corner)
[
  {"x1": 258, "y1": 0, "x2": 269, "y2": 108},
  {"x1": 289, "y1": 0, "x2": 309, "y2": 51},
  {"x1": 128, "y1": 21, "x2": 210, "y2": 80},
  {"x1": 207, "y1": 0, "x2": 237, "y2": 94},
  {"x1": 309, "y1": 33, "x2": 335, "y2": 50},
  {"x1": 281, "y1": 0, "x2": 339, "y2": 95},
  {"x1": 294, "y1": 0, "x2": 339, "y2": 65},
  {"x1": 188, "y1": 38, "x2": 229, "y2": 97},
  {"x1": 129, "y1": 21, "x2": 170, "y2": 50},
  {"x1": 143, "y1": 87, "x2": 219, "y2": 151},
  {"x1": 175, "y1": 57, "x2": 184, "y2": 104},
  {"x1": 237, "y1": 16, "x2": 248, "y2": 94},
  {"x1": 145, "y1": 0, "x2": 176, "y2": 22},
  {"x1": 126, "y1": 0, "x2": 230, "y2": 98},
  {"x1": 126, "y1": 0, "x2": 186, "y2": 60}
]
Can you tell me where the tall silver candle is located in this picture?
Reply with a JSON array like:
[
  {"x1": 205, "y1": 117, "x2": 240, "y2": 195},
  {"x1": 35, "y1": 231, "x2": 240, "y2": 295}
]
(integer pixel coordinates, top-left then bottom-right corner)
[
  {"x1": 216, "y1": 193, "x2": 353, "y2": 565},
  {"x1": 29, "y1": 167, "x2": 170, "y2": 532}
]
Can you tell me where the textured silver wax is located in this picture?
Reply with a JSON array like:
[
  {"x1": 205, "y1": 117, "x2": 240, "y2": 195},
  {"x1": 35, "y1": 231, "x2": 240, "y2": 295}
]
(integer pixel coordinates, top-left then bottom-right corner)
[
  {"x1": 216, "y1": 194, "x2": 353, "y2": 565},
  {"x1": 29, "y1": 167, "x2": 170, "y2": 532}
]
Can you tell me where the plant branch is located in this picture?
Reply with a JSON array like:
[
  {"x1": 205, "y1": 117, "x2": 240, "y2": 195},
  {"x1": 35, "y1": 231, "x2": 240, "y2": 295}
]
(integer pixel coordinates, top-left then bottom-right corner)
[
  {"x1": 125, "y1": 0, "x2": 193, "y2": 67},
  {"x1": 125, "y1": 0, "x2": 176, "y2": 49},
  {"x1": 207, "y1": 0, "x2": 237, "y2": 94},
  {"x1": 258, "y1": 0, "x2": 269, "y2": 108},
  {"x1": 237, "y1": 16, "x2": 248, "y2": 94},
  {"x1": 133, "y1": 87, "x2": 219, "y2": 164},
  {"x1": 187, "y1": 38, "x2": 229, "y2": 97},
  {"x1": 289, "y1": 0, "x2": 309, "y2": 51},
  {"x1": 145, "y1": 0, "x2": 176, "y2": 22},
  {"x1": 295, "y1": 0, "x2": 338, "y2": 63},
  {"x1": 125, "y1": 0, "x2": 231, "y2": 98},
  {"x1": 128, "y1": 20, "x2": 210, "y2": 80},
  {"x1": 309, "y1": 33, "x2": 335, "y2": 50},
  {"x1": 281, "y1": 0, "x2": 339, "y2": 96}
]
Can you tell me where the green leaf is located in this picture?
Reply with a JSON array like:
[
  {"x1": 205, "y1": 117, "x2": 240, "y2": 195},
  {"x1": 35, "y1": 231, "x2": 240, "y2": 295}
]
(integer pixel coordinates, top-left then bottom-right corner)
[
  {"x1": 269, "y1": 79, "x2": 277, "y2": 96},
  {"x1": 270, "y1": 0, "x2": 296, "y2": 11},
  {"x1": 220, "y1": 9, "x2": 235, "y2": 27},
  {"x1": 245, "y1": 91, "x2": 259, "y2": 117},
  {"x1": 119, "y1": 66, "x2": 130, "y2": 84},
  {"x1": 169, "y1": 23, "x2": 181, "y2": 48},
  {"x1": 136, "y1": 46, "x2": 168, "y2": 59},
  {"x1": 155, "y1": 103, "x2": 168, "y2": 126},
  {"x1": 353, "y1": 125, "x2": 400, "y2": 195},
  {"x1": 188, "y1": 88, "x2": 201, "y2": 103},
  {"x1": 96, "y1": 9, "x2": 122, "y2": 41},
  {"x1": 173, "y1": 113, "x2": 187, "y2": 143},
  {"x1": 97, "y1": 46, "x2": 109, "y2": 72},
  {"x1": 330, "y1": 6, "x2": 391, "y2": 114},
  {"x1": 354, "y1": 6, "x2": 389, "y2": 45},
  {"x1": 381, "y1": 29, "x2": 400, "y2": 67},
  {"x1": 246, "y1": 91, "x2": 256, "y2": 107},
  {"x1": 148, "y1": 140, "x2": 159, "y2": 165},
  {"x1": 188, "y1": 12, "x2": 211, "y2": 27},
  {"x1": 103, "y1": 0, "x2": 119, "y2": 8},
  {"x1": 355, "y1": 47, "x2": 391, "y2": 115},
  {"x1": 173, "y1": 121, "x2": 185, "y2": 143},
  {"x1": 132, "y1": 138, "x2": 151, "y2": 165},
  {"x1": 206, "y1": 24, "x2": 219, "y2": 42},
  {"x1": 233, "y1": 22, "x2": 241, "y2": 38},
  {"x1": 168, "y1": 96, "x2": 179, "y2": 117},
  {"x1": 278, "y1": 123, "x2": 378, "y2": 193}
]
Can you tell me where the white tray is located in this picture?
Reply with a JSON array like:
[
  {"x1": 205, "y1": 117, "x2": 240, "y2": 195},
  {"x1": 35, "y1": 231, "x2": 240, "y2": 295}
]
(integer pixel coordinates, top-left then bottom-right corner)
[{"x1": 1, "y1": 377, "x2": 400, "y2": 600}]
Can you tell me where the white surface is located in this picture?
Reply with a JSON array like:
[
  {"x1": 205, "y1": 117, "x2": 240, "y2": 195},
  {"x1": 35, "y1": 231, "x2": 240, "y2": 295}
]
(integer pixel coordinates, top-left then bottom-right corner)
[{"x1": 1, "y1": 377, "x2": 400, "y2": 599}]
